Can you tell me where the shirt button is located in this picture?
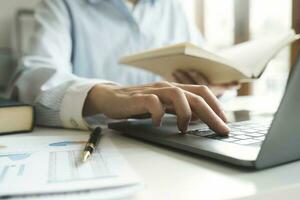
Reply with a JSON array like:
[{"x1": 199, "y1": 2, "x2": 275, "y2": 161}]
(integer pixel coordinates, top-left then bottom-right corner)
[{"x1": 70, "y1": 118, "x2": 79, "y2": 128}]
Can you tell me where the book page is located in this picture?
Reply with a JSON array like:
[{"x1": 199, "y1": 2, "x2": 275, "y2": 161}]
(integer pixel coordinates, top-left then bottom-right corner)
[
  {"x1": 218, "y1": 30, "x2": 297, "y2": 77},
  {"x1": 121, "y1": 43, "x2": 249, "y2": 84}
]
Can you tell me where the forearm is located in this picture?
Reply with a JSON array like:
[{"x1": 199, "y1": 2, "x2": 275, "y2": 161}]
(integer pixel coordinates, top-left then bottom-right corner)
[{"x1": 16, "y1": 66, "x2": 116, "y2": 130}]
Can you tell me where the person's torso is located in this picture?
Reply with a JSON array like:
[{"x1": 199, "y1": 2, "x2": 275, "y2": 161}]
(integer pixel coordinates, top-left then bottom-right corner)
[{"x1": 65, "y1": 0, "x2": 201, "y2": 85}]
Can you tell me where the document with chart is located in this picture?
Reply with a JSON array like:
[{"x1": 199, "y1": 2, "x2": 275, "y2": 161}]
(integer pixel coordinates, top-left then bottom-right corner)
[{"x1": 0, "y1": 135, "x2": 141, "y2": 198}]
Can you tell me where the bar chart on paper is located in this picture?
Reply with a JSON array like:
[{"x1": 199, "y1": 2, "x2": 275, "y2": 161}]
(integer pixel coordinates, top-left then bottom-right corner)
[
  {"x1": 0, "y1": 149, "x2": 116, "y2": 186},
  {"x1": 0, "y1": 153, "x2": 32, "y2": 183},
  {"x1": 0, "y1": 135, "x2": 141, "y2": 199},
  {"x1": 0, "y1": 136, "x2": 121, "y2": 190},
  {"x1": 47, "y1": 149, "x2": 115, "y2": 183}
]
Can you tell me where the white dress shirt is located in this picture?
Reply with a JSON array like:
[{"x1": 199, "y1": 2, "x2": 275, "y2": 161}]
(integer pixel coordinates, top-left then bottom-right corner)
[{"x1": 14, "y1": 0, "x2": 203, "y2": 130}]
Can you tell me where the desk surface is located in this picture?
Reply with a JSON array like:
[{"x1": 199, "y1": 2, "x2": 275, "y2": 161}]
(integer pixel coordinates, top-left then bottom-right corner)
[{"x1": 7, "y1": 127, "x2": 300, "y2": 200}]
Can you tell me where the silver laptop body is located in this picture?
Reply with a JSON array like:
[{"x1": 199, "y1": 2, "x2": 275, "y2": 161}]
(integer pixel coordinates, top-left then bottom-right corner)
[{"x1": 108, "y1": 57, "x2": 300, "y2": 169}]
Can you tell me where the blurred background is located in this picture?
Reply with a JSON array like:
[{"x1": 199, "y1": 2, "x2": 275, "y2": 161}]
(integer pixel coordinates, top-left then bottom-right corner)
[
  {"x1": 180, "y1": 0, "x2": 299, "y2": 99},
  {"x1": 0, "y1": 0, "x2": 299, "y2": 101}
]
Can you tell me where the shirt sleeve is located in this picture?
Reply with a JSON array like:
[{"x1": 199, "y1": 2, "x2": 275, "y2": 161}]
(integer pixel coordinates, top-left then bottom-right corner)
[{"x1": 14, "y1": 0, "x2": 115, "y2": 130}]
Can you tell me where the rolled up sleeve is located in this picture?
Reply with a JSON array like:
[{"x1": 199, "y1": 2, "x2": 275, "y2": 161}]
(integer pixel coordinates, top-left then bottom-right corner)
[
  {"x1": 60, "y1": 80, "x2": 98, "y2": 130},
  {"x1": 60, "y1": 79, "x2": 115, "y2": 130},
  {"x1": 12, "y1": 0, "x2": 116, "y2": 130}
]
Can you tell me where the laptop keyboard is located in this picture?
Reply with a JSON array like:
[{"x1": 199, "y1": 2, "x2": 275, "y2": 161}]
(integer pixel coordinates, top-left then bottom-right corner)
[{"x1": 187, "y1": 120, "x2": 272, "y2": 146}]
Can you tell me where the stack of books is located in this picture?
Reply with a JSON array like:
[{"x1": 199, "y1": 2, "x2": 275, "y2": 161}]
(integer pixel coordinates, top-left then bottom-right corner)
[{"x1": 0, "y1": 49, "x2": 34, "y2": 135}]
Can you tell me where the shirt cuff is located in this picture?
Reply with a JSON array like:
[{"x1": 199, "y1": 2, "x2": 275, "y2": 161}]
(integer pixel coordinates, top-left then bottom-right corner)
[{"x1": 60, "y1": 79, "x2": 117, "y2": 130}]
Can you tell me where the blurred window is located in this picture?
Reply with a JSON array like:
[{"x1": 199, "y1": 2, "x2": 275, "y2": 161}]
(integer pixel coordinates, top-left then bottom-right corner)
[
  {"x1": 179, "y1": 0, "x2": 292, "y2": 97},
  {"x1": 250, "y1": 0, "x2": 292, "y2": 97}
]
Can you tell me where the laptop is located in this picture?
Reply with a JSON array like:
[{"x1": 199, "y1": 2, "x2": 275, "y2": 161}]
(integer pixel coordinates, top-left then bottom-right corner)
[{"x1": 108, "y1": 56, "x2": 300, "y2": 169}]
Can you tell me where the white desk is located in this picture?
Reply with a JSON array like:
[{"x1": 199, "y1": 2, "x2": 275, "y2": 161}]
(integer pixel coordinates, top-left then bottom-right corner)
[{"x1": 7, "y1": 127, "x2": 300, "y2": 200}]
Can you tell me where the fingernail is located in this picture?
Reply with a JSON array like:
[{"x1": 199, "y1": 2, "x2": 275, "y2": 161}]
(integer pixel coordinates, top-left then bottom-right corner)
[
  {"x1": 224, "y1": 124, "x2": 230, "y2": 133},
  {"x1": 158, "y1": 119, "x2": 163, "y2": 127},
  {"x1": 220, "y1": 110, "x2": 228, "y2": 123},
  {"x1": 180, "y1": 125, "x2": 188, "y2": 134},
  {"x1": 223, "y1": 123, "x2": 230, "y2": 135},
  {"x1": 155, "y1": 119, "x2": 162, "y2": 127},
  {"x1": 219, "y1": 124, "x2": 230, "y2": 135}
]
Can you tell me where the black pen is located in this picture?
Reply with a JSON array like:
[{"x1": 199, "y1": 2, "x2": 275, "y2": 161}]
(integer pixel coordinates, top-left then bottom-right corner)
[{"x1": 82, "y1": 127, "x2": 103, "y2": 162}]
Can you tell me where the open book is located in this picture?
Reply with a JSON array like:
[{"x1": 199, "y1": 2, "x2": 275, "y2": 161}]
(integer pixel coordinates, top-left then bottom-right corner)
[{"x1": 120, "y1": 30, "x2": 300, "y2": 84}]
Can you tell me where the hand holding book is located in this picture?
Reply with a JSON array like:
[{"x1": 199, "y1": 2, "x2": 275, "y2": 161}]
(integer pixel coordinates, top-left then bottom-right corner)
[
  {"x1": 120, "y1": 30, "x2": 300, "y2": 84},
  {"x1": 172, "y1": 69, "x2": 240, "y2": 97}
]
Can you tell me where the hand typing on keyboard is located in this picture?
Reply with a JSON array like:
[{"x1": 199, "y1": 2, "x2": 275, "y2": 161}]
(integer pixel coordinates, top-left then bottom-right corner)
[{"x1": 187, "y1": 120, "x2": 271, "y2": 146}]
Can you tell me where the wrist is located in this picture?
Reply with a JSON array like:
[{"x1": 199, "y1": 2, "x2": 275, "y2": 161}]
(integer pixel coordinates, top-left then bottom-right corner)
[{"x1": 83, "y1": 83, "x2": 120, "y2": 117}]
